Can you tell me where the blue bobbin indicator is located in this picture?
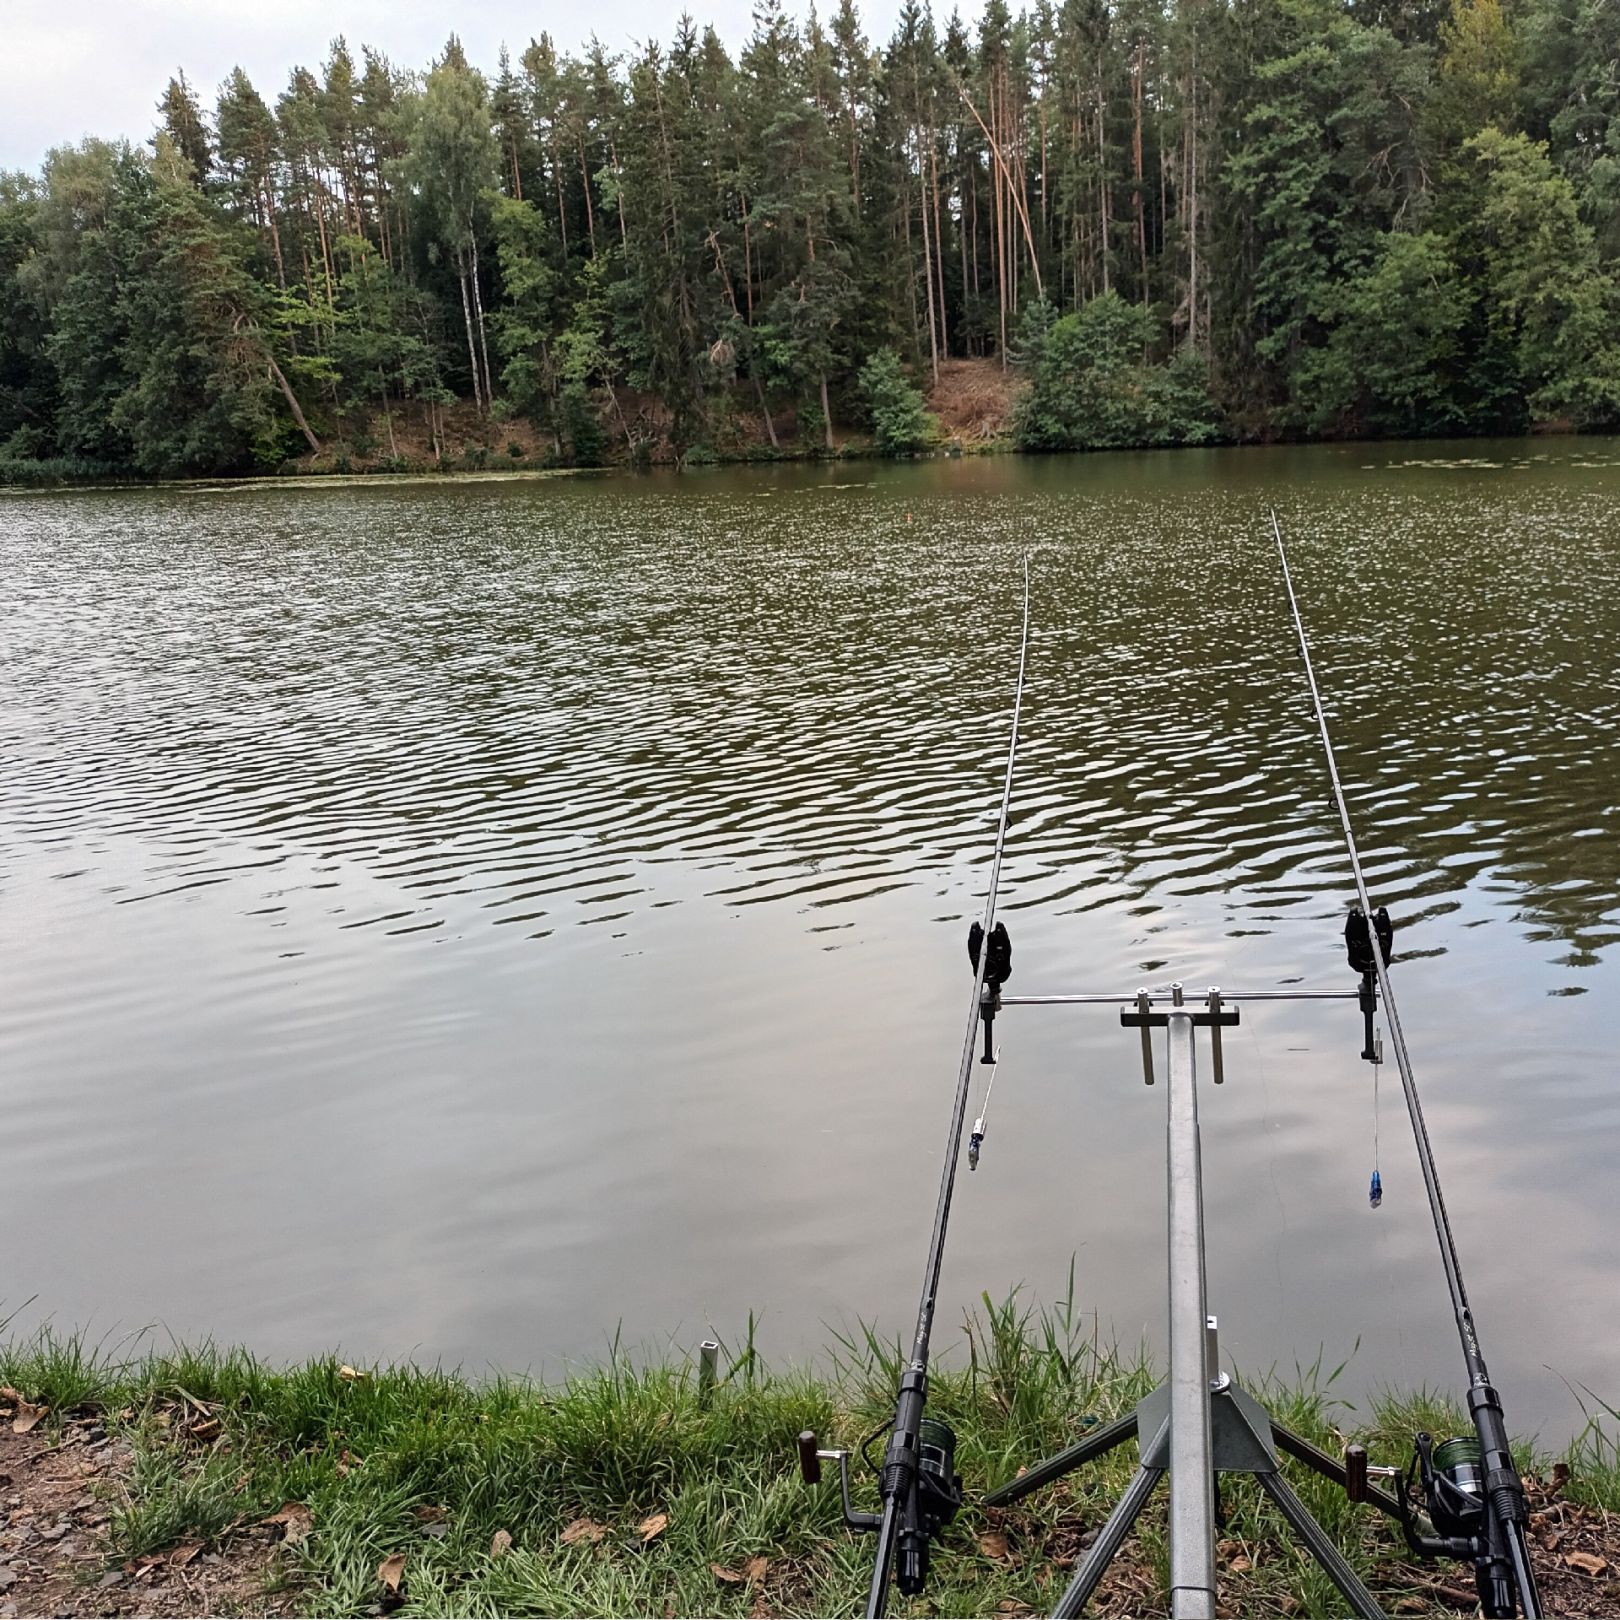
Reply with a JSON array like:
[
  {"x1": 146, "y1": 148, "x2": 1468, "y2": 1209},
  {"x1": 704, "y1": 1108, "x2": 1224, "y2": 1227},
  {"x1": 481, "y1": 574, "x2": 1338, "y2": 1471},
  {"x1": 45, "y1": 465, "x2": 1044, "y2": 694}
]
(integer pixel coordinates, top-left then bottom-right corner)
[{"x1": 1369, "y1": 1169, "x2": 1383, "y2": 1209}]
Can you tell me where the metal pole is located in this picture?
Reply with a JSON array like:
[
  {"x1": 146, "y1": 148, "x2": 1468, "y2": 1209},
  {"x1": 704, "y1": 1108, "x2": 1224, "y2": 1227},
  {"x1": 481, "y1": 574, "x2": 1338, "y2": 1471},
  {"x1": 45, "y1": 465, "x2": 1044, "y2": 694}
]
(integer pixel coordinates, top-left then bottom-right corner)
[{"x1": 1165, "y1": 987, "x2": 1216, "y2": 1619}]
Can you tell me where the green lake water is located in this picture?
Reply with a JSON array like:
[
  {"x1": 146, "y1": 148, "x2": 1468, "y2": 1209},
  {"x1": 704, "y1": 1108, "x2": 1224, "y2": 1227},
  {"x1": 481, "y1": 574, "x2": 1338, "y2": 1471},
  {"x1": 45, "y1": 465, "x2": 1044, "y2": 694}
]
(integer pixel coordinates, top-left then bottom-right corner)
[{"x1": 2, "y1": 441, "x2": 1617, "y2": 1433}]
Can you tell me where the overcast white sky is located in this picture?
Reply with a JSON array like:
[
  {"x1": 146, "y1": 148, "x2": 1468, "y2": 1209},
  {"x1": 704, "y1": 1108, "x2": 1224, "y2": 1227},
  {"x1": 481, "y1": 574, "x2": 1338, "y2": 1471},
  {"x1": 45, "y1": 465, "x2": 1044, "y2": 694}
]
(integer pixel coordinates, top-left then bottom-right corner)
[{"x1": 2, "y1": 0, "x2": 985, "y2": 175}]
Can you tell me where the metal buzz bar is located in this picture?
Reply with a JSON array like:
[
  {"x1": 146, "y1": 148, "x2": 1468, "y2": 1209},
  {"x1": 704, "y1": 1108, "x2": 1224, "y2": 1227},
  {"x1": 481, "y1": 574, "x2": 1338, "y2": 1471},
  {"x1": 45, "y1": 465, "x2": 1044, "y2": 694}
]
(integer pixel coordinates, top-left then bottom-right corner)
[{"x1": 979, "y1": 980, "x2": 1404, "y2": 1620}]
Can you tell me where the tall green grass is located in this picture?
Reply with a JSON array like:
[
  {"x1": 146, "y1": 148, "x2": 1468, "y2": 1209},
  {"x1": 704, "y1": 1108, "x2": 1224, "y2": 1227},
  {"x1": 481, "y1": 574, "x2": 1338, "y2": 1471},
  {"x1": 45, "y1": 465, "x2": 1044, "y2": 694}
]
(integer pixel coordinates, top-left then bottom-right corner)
[{"x1": 0, "y1": 1294, "x2": 1609, "y2": 1618}]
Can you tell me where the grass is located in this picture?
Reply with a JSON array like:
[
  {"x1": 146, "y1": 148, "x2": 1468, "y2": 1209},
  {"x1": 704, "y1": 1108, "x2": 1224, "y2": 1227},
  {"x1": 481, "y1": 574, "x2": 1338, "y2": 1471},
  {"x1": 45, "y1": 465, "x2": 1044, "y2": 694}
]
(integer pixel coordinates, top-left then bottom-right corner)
[{"x1": 1, "y1": 1294, "x2": 1614, "y2": 1617}]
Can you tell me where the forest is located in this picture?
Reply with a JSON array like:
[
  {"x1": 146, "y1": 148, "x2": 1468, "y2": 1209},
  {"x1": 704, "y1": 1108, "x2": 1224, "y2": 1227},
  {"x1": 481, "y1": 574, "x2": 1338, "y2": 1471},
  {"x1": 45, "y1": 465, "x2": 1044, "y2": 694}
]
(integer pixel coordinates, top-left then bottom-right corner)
[{"x1": 0, "y1": 0, "x2": 1617, "y2": 478}]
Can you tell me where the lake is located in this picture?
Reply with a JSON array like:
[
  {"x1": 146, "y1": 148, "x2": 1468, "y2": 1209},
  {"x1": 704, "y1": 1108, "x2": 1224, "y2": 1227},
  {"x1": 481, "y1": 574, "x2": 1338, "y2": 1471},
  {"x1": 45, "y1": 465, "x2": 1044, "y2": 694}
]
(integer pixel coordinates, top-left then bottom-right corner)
[{"x1": 2, "y1": 443, "x2": 1617, "y2": 1437}]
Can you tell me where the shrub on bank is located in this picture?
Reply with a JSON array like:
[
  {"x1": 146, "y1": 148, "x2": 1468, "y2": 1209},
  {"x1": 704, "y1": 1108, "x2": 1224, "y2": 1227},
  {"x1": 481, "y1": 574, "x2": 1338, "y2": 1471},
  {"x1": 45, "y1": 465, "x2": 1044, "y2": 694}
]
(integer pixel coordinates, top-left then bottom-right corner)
[
  {"x1": 1012, "y1": 292, "x2": 1220, "y2": 452},
  {"x1": 0, "y1": 455, "x2": 124, "y2": 486},
  {"x1": 858, "y1": 348, "x2": 939, "y2": 456}
]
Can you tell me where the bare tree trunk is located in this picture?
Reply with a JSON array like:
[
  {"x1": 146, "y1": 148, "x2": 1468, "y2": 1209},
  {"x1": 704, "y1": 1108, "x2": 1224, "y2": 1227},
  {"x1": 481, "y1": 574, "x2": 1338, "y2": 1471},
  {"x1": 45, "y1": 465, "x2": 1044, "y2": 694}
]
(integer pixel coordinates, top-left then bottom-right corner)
[
  {"x1": 902, "y1": 170, "x2": 920, "y2": 346},
  {"x1": 312, "y1": 180, "x2": 336, "y2": 325},
  {"x1": 458, "y1": 257, "x2": 484, "y2": 413},
  {"x1": 847, "y1": 84, "x2": 862, "y2": 207},
  {"x1": 959, "y1": 165, "x2": 971, "y2": 349},
  {"x1": 969, "y1": 163, "x2": 980, "y2": 351},
  {"x1": 918, "y1": 132, "x2": 940, "y2": 385},
  {"x1": 984, "y1": 79, "x2": 997, "y2": 364},
  {"x1": 553, "y1": 142, "x2": 569, "y2": 260},
  {"x1": 379, "y1": 375, "x2": 398, "y2": 458},
  {"x1": 742, "y1": 202, "x2": 754, "y2": 322},
  {"x1": 258, "y1": 173, "x2": 287, "y2": 290},
  {"x1": 1133, "y1": 44, "x2": 1148, "y2": 303},
  {"x1": 470, "y1": 234, "x2": 495, "y2": 405},
  {"x1": 931, "y1": 142, "x2": 948, "y2": 357},
  {"x1": 267, "y1": 355, "x2": 322, "y2": 455},
  {"x1": 609, "y1": 136, "x2": 628, "y2": 246},
  {"x1": 578, "y1": 133, "x2": 597, "y2": 253},
  {"x1": 819, "y1": 374, "x2": 833, "y2": 451},
  {"x1": 1039, "y1": 98, "x2": 1048, "y2": 247},
  {"x1": 1097, "y1": 79, "x2": 1110, "y2": 295},
  {"x1": 755, "y1": 375, "x2": 779, "y2": 448},
  {"x1": 1188, "y1": 68, "x2": 1200, "y2": 351},
  {"x1": 957, "y1": 76, "x2": 1044, "y2": 317}
]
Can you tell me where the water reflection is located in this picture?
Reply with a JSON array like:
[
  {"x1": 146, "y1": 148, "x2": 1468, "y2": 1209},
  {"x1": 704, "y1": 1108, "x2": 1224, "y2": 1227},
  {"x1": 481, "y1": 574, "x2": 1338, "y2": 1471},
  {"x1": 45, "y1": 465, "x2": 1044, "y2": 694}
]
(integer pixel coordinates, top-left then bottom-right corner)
[{"x1": 0, "y1": 442, "x2": 1616, "y2": 1432}]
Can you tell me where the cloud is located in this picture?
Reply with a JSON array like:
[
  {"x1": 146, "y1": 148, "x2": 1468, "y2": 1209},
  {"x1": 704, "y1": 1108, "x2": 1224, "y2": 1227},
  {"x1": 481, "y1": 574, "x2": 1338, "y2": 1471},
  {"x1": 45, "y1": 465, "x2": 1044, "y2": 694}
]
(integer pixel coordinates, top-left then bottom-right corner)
[{"x1": 1, "y1": 0, "x2": 981, "y2": 174}]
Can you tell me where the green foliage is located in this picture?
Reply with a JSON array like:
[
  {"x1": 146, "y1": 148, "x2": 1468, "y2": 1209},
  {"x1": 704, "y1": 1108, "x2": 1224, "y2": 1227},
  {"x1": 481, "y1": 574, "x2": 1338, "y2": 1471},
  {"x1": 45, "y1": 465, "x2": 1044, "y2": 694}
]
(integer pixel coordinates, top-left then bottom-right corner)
[
  {"x1": 8, "y1": 0, "x2": 1620, "y2": 475},
  {"x1": 1013, "y1": 294, "x2": 1218, "y2": 451},
  {"x1": 1430, "y1": 0, "x2": 1520, "y2": 152},
  {"x1": 1463, "y1": 128, "x2": 1620, "y2": 423},
  {"x1": 489, "y1": 194, "x2": 560, "y2": 427},
  {"x1": 1298, "y1": 233, "x2": 1470, "y2": 435},
  {"x1": 857, "y1": 347, "x2": 936, "y2": 453}
]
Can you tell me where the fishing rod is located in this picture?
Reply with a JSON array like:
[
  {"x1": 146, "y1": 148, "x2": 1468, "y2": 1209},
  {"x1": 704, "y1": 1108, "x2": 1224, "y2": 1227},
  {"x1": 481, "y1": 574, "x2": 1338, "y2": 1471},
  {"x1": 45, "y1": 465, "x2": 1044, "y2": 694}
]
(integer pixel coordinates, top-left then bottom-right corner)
[
  {"x1": 798, "y1": 554, "x2": 1030, "y2": 1618},
  {"x1": 1272, "y1": 512, "x2": 1542, "y2": 1620}
]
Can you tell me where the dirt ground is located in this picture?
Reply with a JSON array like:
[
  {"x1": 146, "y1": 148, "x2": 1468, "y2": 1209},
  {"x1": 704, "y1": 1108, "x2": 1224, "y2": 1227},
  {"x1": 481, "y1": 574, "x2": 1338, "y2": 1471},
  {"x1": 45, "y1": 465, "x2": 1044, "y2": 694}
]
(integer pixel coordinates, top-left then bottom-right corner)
[
  {"x1": 927, "y1": 356, "x2": 1025, "y2": 443},
  {"x1": 0, "y1": 1421, "x2": 292, "y2": 1620}
]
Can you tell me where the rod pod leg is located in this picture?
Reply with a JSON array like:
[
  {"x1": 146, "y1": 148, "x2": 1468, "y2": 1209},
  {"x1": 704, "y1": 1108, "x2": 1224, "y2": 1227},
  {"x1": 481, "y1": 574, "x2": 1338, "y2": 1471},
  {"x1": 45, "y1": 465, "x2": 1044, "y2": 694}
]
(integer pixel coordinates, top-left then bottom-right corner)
[
  {"x1": 983, "y1": 1413, "x2": 1140, "y2": 1508},
  {"x1": 1051, "y1": 1464, "x2": 1165, "y2": 1620},
  {"x1": 1253, "y1": 1469, "x2": 1385, "y2": 1620}
]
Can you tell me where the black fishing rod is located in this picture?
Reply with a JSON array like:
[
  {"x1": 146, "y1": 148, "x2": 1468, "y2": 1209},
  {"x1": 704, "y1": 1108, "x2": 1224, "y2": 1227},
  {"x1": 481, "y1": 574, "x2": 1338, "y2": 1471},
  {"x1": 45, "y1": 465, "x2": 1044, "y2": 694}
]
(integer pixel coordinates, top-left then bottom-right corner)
[
  {"x1": 1272, "y1": 512, "x2": 1542, "y2": 1620},
  {"x1": 866, "y1": 552, "x2": 1030, "y2": 1617},
  {"x1": 798, "y1": 555, "x2": 1030, "y2": 1617}
]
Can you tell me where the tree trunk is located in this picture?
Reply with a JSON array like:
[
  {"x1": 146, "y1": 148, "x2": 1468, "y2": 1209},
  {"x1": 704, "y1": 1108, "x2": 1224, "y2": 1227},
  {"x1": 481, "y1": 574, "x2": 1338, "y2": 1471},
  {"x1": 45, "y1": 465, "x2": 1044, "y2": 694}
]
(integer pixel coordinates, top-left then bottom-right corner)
[
  {"x1": 1188, "y1": 69, "x2": 1200, "y2": 351},
  {"x1": 267, "y1": 355, "x2": 322, "y2": 455},
  {"x1": 960, "y1": 166, "x2": 971, "y2": 348},
  {"x1": 1134, "y1": 44, "x2": 1149, "y2": 305},
  {"x1": 262, "y1": 181, "x2": 287, "y2": 289},
  {"x1": 553, "y1": 142, "x2": 569, "y2": 262},
  {"x1": 609, "y1": 136, "x2": 628, "y2": 246},
  {"x1": 930, "y1": 141, "x2": 948, "y2": 358},
  {"x1": 578, "y1": 132, "x2": 597, "y2": 254},
  {"x1": 1096, "y1": 79, "x2": 1110, "y2": 296},
  {"x1": 819, "y1": 374, "x2": 833, "y2": 451},
  {"x1": 754, "y1": 374, "x2": 779, "y2": 448},
  {"x1": 379, "y1": 374, "x2": 398, "y2": 458},
  {"x1": 470, "y1": 233, "x2": 495, "y2": 405},
  {"x1": 918, "y1": 131, "x2": 940, "y2": 385},
  {"x1": 458, "y1": 256, "x2": 484, "y2": 413}
]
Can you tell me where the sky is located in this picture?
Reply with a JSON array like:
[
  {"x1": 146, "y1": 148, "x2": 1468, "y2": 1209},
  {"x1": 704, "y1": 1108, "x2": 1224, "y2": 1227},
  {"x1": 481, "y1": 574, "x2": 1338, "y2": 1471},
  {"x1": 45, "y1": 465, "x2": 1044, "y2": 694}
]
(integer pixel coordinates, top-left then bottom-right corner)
[{"x1": 1, "y1": 0, "x2": 986, "y2": 175}]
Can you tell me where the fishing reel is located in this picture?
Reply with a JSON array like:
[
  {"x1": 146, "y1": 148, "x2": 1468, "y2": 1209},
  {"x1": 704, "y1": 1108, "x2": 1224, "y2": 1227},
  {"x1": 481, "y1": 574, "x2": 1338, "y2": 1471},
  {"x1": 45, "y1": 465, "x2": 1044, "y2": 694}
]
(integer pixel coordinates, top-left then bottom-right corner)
[
  {"x1": 1390, "y1": 1433, "x2": 1518, "y2": 1617},
  {"x1": 1345, "y1": 905, "x2": 1393, "y2": 1064},
  {"x1": 968, "y1": 921, "x2": 1012, "y2": 1064},
  {"x1": 797, "y1": 1416, "x2": 963, "y2": 1595}
]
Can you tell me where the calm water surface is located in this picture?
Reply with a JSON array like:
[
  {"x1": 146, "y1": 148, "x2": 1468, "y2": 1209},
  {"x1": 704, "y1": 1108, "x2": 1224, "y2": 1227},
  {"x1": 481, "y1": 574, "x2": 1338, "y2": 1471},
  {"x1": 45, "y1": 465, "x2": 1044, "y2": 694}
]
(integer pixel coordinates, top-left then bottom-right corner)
[{"x1": 3, "y1": 444, "x2": 1617, "y2": 1435}]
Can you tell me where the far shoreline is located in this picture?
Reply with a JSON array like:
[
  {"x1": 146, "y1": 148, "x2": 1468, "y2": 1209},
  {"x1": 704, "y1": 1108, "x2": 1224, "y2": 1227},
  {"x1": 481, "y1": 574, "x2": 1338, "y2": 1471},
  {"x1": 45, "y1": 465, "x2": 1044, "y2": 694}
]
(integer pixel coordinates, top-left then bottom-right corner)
[{"x1": 2, "y1": 421, "x2": 1610, "y2": 496}]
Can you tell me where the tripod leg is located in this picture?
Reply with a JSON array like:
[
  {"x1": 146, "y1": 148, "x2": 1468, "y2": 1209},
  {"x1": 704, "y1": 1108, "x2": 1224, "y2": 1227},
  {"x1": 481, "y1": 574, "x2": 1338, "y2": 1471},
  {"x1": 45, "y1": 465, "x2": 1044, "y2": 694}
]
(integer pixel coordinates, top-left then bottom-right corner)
[
  {"x1": 984, "y1": 1412, "x2": 1140, "y2": 1507},
  {"x1": 1253, "y1": 1469, "x2": 1385, "y2": 1620},
  {"x1": 1051, "y1": 1466, "x2": 1163, "y2": 1620},
  {"x1": 1270, "y1": 1425, "x2": 1405, "y2": 1523}
]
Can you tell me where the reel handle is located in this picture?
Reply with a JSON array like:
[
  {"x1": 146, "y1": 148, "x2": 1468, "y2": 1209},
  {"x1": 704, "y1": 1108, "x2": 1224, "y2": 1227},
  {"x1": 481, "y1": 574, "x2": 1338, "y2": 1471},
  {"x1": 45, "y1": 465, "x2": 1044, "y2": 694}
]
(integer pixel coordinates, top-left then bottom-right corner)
[
  {"x1": 1345, "y1": 1445, "x2": 1367, "y2": 1502},
  {"x1": 796, "y1": 1431, "x2": 881, "y2": 1532}
]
